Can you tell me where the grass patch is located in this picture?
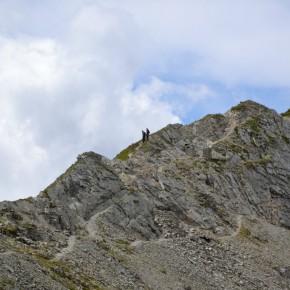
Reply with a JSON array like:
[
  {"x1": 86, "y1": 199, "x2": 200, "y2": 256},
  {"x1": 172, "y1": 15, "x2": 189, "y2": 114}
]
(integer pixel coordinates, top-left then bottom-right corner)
[
  {"x1": 231, "y1": 100, "x2": 265, "y2": 112},
  {"x1": 231, "y1": 102, "x2": 249, "y2": 112},
  {"x1": 244, "y1": 118, "x2": 260, "y2": 133},
  {"x1": 0, "y1": 223, "x2": 18, "y2": 237},
  {"x1": 0, "y1": 241, "x2": 105, "y2": 290},
  {"x1": 238, "y1": 225, "x2": 251, "y2": 238},
  {"x1": 267, "y1": 135, "x2": 276, "y2": 144},
  {"x1": 201, "y1": 114, "x2": 225, "y2": 121},
  {"x1": 192, "y1": 159, "x2": 213, "y2": 171},
  {"x1": 97, "y1": 239, "x2": 110, "y2": 251},
  {"x1": 281, "y1": 109, "x2": 290, "y2": 118},
  {"x1": 227, "y1": 142, "x2": 244, "y2": 152},
  {"x1": 115, "y1": 142, "x2": 140, "y2": 161},
  {"x1": 224, "y1": 141, "x2": 248, "y2": 154},
  {"x1": 114, "y1": 239, "x2": 134, "y2": 254},
  {"x1": 244, "y1": 155, "x2": 271, "y2": 169},
  {"x1": 35, "y1": 256, "x2": 78, "y2": 290},
  {"x1": 34, "y1": 254, "x2": 105, "y2": 290},
  {"x1": 40, "y1": 190, "x2": 50, "y2": 199},
  {"x1": 140, "y1": 141, "x2": 152, "y2": 153},
  {"x1": 115, "y1": 239, "x2": 130, "y2": 245},
  {"x1": 108, "y1": 248, "x2": 127, "y2": 263},
  {"x1": 0, "y1": 215, "x2": 8, "y2": 224},
  {"x1": 22, "y1": 196, "x2": 34, "y2": 203},
  {"x1": 0, "y1": 277, "x2": 15, "y2": 289}
]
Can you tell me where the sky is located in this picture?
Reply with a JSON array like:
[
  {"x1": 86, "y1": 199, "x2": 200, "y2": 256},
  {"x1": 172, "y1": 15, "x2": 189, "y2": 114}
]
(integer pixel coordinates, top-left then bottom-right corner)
[{"x1": 0, "y1": 0, "x2": 290, "y2": 201}]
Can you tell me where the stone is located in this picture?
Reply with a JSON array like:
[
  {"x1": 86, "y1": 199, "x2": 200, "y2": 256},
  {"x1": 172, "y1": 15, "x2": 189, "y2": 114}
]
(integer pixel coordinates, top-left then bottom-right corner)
[{"x1": 1, "y1": 100, "x2": 290, "y2": 289}]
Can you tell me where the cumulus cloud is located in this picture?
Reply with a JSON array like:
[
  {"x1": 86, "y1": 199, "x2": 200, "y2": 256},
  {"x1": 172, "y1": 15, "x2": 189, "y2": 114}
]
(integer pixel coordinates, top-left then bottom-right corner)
[
  {"x1": 0, "y1": 11, "x2": 183, "y2": 200},
  {"x1": 121, "y1": 0, "x2": 290, "y2": 87},
  {"x1": 125, "y1": 78, "x2": 215, "y2": 117},
  {"x1": 0, "y1": 0, "x2": 289, "y2": 200}
]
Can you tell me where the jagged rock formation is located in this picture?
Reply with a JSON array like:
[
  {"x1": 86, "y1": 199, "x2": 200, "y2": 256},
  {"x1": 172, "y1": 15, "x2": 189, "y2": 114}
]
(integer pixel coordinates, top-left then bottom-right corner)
[{"x1": 1, "y1": 100, "x2": 290, "y2": 289}]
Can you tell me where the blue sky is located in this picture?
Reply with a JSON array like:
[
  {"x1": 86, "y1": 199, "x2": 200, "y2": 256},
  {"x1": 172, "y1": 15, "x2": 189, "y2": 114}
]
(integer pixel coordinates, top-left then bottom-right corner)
[{"x1": 0, "y1": 0, "x2": 289, "y2": 200}]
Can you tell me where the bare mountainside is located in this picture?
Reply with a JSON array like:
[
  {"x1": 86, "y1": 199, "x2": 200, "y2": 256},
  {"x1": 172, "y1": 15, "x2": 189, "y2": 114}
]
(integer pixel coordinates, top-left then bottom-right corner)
[{"x1": 1, "y1": 100, "x2": 290, "y2": 290}]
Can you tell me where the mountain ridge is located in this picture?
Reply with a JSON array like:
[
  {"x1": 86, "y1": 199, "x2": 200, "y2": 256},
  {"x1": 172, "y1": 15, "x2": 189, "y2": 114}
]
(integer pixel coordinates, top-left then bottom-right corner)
[{"x1": 1, "y1": 100, "x2": 290, "y2": 289}]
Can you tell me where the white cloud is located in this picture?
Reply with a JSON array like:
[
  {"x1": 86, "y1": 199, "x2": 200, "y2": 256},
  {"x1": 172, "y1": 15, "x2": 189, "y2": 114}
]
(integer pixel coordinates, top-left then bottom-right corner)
[
  {"x1": 0, "y1": 37, "x2": 64, "y2": 91},
  {"x1": 0, "y1": 32, "x2": 181, "y2": 200},
  {"x1": 122, "y1": 77, "x2": 214, "y2": 116},
  {"x1": 116, "y1": 0, "x2": 290, "y2": 87},
  {"x1": 0, "y1": 0, "x2": 290, "y2": 200}
]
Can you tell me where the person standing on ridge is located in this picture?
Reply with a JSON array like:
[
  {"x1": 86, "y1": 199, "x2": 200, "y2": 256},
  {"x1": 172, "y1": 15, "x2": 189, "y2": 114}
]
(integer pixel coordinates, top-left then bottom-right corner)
[
  {"x1": 146, "y1": 128, "x2": 150, "y2": 141},
  {"x1": 142, "y1": 130, "x2": 146, "y2": 143}
]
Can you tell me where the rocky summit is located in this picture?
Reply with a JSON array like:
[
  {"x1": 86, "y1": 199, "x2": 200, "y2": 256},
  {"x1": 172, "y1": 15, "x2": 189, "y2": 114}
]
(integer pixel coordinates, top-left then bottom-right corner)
[{"x1": 1, "y1": 100, "x2": 290, "y2": 290}]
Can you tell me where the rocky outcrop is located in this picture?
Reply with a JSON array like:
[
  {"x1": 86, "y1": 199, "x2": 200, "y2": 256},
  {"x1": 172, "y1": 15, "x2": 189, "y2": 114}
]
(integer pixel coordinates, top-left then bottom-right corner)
[{"x1": 1, "y1": 100, "x2": 290, "y2": 289}]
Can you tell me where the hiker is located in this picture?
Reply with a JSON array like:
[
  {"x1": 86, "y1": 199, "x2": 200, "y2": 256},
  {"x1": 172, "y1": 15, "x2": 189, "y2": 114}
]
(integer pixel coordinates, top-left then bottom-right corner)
[
  {"x1": 146, "y1": 128, "x2": 150, "y2": 141},
  {"x1": 142, "y1": 130, "x2": 146, "y2": 143}
]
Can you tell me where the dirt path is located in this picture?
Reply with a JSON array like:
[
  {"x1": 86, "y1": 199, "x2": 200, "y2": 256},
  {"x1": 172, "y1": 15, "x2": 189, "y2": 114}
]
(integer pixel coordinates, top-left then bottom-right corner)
[
  {"x1": 54, "y1": 235, "x2": 76, "y2": 260},
  {"x1": 231, "y1": 214, "x2": 243, "y2": 237},
  {"x1": 217, "y1": 214, "x2": 243, "y2": 242},
  {"x1": 85, "y1": 207, "x2": 111, "y2": 238}
]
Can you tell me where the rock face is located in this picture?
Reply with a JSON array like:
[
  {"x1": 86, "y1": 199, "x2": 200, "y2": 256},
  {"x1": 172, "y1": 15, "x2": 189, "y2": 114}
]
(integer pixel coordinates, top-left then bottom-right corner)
[{"x1": 1, "y1": 100, "x2": 290, "y2": 289}]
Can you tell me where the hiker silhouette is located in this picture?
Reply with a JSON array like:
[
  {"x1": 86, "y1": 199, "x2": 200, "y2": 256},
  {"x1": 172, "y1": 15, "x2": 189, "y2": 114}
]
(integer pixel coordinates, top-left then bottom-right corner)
[
  {"x1": 142, "y1": 130, "x2": 146, "y2": 143},
  {"x1": 146, "y1": 128, "x2": 150, "y2": 141}
]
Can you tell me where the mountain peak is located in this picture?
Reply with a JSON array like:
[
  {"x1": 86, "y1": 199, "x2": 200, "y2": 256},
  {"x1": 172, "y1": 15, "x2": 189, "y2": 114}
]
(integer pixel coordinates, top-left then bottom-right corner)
[
  {"x1": 1, "y1": 101, "x2": 290, "y2": 289},
  {"x1": 231, "y1": 99, "x2": 269, "y2": 111},
  {"x1": 228, "y1": 100, "x2": 275, "y2": 120}
]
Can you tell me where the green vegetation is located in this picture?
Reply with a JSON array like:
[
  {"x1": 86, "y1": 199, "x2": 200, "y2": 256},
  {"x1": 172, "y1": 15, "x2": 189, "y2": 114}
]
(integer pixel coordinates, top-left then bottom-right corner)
[
  {"x1": 201, "y1": 114, "x2": 225, "y2": 121},
  {"x1": 139, "y1": 141, "x2": 153, "y2": 153},
  {"x1": 244, "y1": 117, "x2": 260, "y2": 133},
  {"x1": 231, "y1": 102, "x2": 249, "y2": 112},
  {"x1": 9, "y1": 245, "x2": 106, "y2": 290},
  {"x1": 244, "y1": 155, "x2": 272, "y2": 169},
  {"x1": 34, "y1": 256, "x2": 78, "y2": 290},
  {"x1": 108, "y1": 248, "x2": 127, "y2": 263},
  {"x1": 0, "y1": 277, "x2": 15, "y2": 289},
  {"x1": 21, "y1": 196, "x2": 34, "y2": 203},
  {"x1": 0, "y1": 240, "x2": 76, "y2": 288},
  {"x1": 191, "y1": 157, "x2": 226, "y2": 173},
  {"x1": 97, "y1": 239, "x2": 110, "y2": 251},
  {"x1": 114, "y1": 239, "x2": 134, "y2": 254},
  {"x1": 103, "y1": 239, "x2": 134, "y2": 264},
  {"x1": 115, "y1": 239, "x2": 130, "y2": 245},
  {"x1": 0, "y1": 223, "x2": 18, "y2": 236},
  {"x1": 231, "y1": 101, "x2": 266, "y2": 112},
  {"x1": 238, "y1": 225, "x2": 251, "y2": 238},
  {"x1": 223, "y1": 140, "x2": 248, "y2": 155},
  {"x1": 267, "y1": 135, "x2": 276, "y2": 145},
  {"x1": 40, "y1": 190, "x2": 50, "y2": 199},
  {"x1": 115, "y1": 141, "x2": 140, "y2": 161},
  {"x1": 191, "y1": 160, "x2": 210, "y2": 173},
  {"x1": 281, "y1": 109, "x2": 290, "y2": 118},
  {"x1": 0, "y1": 214, "x2": 7, "y2": 224}
]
